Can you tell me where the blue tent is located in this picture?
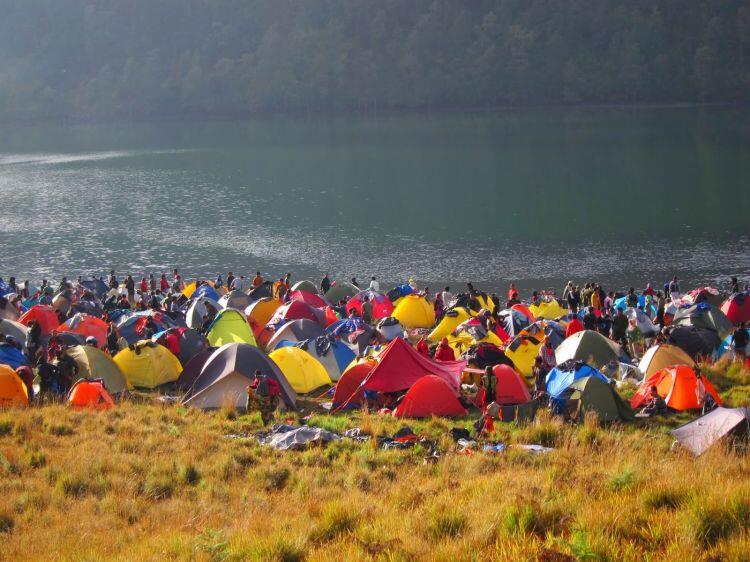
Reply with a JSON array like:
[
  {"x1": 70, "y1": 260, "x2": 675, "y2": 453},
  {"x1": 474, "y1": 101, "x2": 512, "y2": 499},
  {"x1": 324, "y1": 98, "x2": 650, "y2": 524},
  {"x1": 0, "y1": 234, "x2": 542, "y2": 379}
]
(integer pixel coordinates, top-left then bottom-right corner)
[
  {"x1": 192, "y1": 284, "x2": 221, "y2": 302},
  {"x1": 326, "y1": 318, "x2": 365, "y2": 338},
  {"x1": 0, "y1": 345, "x2": 28, "y2": 369},
  {"x1": 330, "y1": 340, "x2": 356, "y2": 371},
  {"x1": 545, "y1": 361, "x2": 609, "y2": 398}
]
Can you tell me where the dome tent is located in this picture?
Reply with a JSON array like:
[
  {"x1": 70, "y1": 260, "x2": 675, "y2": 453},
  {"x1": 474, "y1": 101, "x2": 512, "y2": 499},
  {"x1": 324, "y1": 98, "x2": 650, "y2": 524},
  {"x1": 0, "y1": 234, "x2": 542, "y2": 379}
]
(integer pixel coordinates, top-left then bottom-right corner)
[
  {"x1": 183, "y1": 343, "x2": 296, "y2": 410},
  {"x1": 67, "y1": 379, "x2": 115, "y2": 410},
  {"x1": 264, "y1": 319, "x2": 324, "y2": 352},
  {"x1": 721, "y1": 292, "x2": 750, "y2": 325},
  {"x1": 554, "y1": 330, "x2": 622, "y2": 369},
  {"x1": 324, "y1": 281, "x2": 360, "y2": 304},
  {"x1": 566, "y1": 376, "x2": 635, "y2": 423},
  {"x1": 64, "y1": 344, "x2": 130, "y2": 394},
  {"x1": 631, "y1": 365, "x2": 722, "y2": 411},
  {"x1": 428, "y1": 307, "x2": 473, "y2": 342},
  {"x1": 492, "y1": 364, "x2": 532, "y2": 405},
  {"x1": 638, "y1": 344, "x2": 695, "y2": 378},
  {"x1": 291, "y1": 280, "x2": 319, "y2": 294},
  {"x1": 0, "y1": 364, "x2": 28, "y2": 408},
  {"x1": 114, "y1": 342, "x2": 182, "y2": 389},
  {"x1": 346, "y1": 290, "x2": 394, "y2": 320},
  {"x1": 332, "y1": 361, "x2": 375, "y2": 409},
  {"x1": 58, "y1": 314, "x2": 108, "y2": 348},
  {"x1": 545, "y1": 360, "x2": 609, "y2": 398},
  {"x1": 218, "y1": 290, "x2": 252, "y2": 312},
  {"x1": 269, "y1": 346, "x2": 332, "y2": 394},
  {"x1": 672, "y1": 302, "x2": 733, "y2": 339},
  {"x1": 18, "y1": 305, "x2": 59, "y2": 336},
  {"x1": 186, "y1": 297, "x2": 222, "y2": 330},
  {"x1": 206, "y1": 309, "x2": 256, "y2": 347},
  {"x1": 392, "y1": 294, "x2": 435, "y2": 329},
  {"x1": 245, "y1": 298, "x2": 282, "y2": 336},
  {"x1": 393, "y1": 375, "x2": 467, "y2": 418}
]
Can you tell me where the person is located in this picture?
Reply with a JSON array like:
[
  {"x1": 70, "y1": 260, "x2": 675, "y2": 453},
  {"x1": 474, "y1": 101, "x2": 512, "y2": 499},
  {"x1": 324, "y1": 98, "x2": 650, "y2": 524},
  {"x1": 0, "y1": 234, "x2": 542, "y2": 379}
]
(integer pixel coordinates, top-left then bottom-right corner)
[
  {"x1": 641, "y1": 386, "x2": 668, "y2": 416},
  {"x1": 252, "y1": 272, "x2": 263, "y2": 287},
  {"x1": 85, "y1": 336, "x2": 98, "y2": 347},
  {"x1": 361, "y1": 296, "x2": 373, "y2": 324},
  {"x1": 537, "y1": 339, "x2": 556, "y2": 371},
  {"x1": 731, "y1": 322, "x2": 749, "y2": 360},
  {"x1": 434, "y1": 338, "x2": 455, "y2": 362},
  {"x1": 106, "y1": 324, "x2": 120, "y2": 355},
  {"x1": 507, "y1": 283, "x2": 517, "y2": 301},
  {"x1": 108, "y1": 270, "x2": 118, "y2": 289},
  {"x1": 248, "y1": 370, "x2": 281, "y2": 425},
  {"x1": 567, "y1": 286, "x2": 580, "y2": 314},
  {"x1": 562, "y1": 281, "x2": 573, "y2": 303},
  {"x1": 441, "y1": 286, "x2": 453, "y2": 307},
  {"x1": 214, "y1": 273, "x2": 224, "y2": 289},
  {"x1": 566, "y1": 315, "x2": 583, "y2": 338},
  {"x1": 159, "y1": 274, "x2": 170, "y2": 293},
  {"x1": 481, "y1": 366, "x2": 496, "y2": 408},
  {"x1": 581, "y1": 284, "x2": 593, "y2": 308},
  {"x1": 582, "y1": 306, "x2": 598, "y2": 331},
  {"x1": 369, "y1": 276, "x2": 379, "y2": 292},
  {"x1": 598, "y1": 309, "x2": 613, "y2": 337},
  {"x1": 149, "y1": 273, "x2": 157, "y2": 292},
  {"x1": 433, "y1": 291, "x2": 444, "y2": 321},
  {"x1": 16, "y1": 366, "x2": 34, "y2": 402},
  {"x1": 231, "y1": 275, "x2": 246, "y2": 291},
  {"x1": 55, "y1": 349, "x2": 78, "y2": 396},
  {"x1": 350, "y1": 277, "x2": 360, "y2": 289},
  {"x1": 626, "y1": 287, "x2": 639, "y2": 308},
  {"x1": 138, "y1": 276, "x2": 148, "y2": 296},
  {"x1": 668, "y1": 276, "x2": 680, "y2": 302},
  {"x1": 25, "y1": 319, "x2": 42, "y2": 365},
  {"x1": 505, "y1": 291, "x2": 520, "y2": 308},
  {"x1": 226, "y1": 272, "x2": 235, "y2": 290},
  {"x1": 643, "y1": 283, "x2": 655, "y2": 298},
  {"x1": 590, "y1": 285, "x2": 601, "y2": 311},
  {"x1": 321, "y1": 273, "x2": 331, "y2": 294},
  {"x1": 274, "y1": 278, "x2": 287, "y2": 302},
  {"x1": 730, "y1": 276, "x2": 740, "y2": 295},
  {"x1": 416, "y1": 336, "x2": 430, "y2": 357},
  {"x1": 603, "y1": 291, "x2": 614, "y2": 311},
  {"x1": 532, "y1": 356, "x2": 548, "y2": 399},
  {"x1": 655, "y1": 291, "x2": 666, "y2": 327},
  {"x1": 611, "y1": 307, "x2": 628, "y2": 347},
  {"x1": 626, "y1": 319, "x2": 644, "y2": 359}
]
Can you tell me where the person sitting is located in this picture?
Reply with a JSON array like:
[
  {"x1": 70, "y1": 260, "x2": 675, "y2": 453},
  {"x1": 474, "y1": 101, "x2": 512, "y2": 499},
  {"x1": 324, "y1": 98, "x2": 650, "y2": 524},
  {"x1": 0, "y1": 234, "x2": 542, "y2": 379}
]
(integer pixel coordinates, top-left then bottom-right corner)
[{"x1": 640, "y1": 386, "x2": 668, "y2": 416}]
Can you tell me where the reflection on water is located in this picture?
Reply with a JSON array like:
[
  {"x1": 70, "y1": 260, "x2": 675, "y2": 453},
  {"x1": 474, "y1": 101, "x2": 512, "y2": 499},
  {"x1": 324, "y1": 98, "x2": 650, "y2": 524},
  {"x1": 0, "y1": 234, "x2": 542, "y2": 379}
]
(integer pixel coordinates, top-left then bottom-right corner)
[{"x1": 0, "y1": 108, "x2": 748, "y2": 292}]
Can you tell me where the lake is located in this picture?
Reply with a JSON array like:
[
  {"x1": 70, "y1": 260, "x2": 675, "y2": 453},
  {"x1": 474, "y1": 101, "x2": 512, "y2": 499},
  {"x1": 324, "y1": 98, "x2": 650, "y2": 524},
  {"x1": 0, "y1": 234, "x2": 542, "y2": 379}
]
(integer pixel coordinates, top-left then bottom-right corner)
[{"x1": 0, "y1": 107, "x2": 748, "y2": 295}]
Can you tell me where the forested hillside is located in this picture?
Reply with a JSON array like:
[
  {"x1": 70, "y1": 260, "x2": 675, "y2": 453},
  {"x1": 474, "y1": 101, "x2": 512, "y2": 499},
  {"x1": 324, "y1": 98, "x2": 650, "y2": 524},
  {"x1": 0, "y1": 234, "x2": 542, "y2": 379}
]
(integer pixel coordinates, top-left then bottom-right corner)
[{"x1": 2, "y1": 0, "x2": 750, "y2": 121}]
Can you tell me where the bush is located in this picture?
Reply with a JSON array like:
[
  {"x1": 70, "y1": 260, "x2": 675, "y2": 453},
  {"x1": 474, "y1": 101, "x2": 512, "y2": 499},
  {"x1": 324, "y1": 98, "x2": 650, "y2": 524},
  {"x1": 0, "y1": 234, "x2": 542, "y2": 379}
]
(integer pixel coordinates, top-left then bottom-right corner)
[
  {"x1": 141, "y1": 473, "x2": 175, "y2": 501},
  {"x1": 425, "y1": 509, "x2": 467, "y2": 539},
  {"x1": 309, "y1": 503, "x2": 359, "y2": 543},
  {"x1": 0, "y1": 419, "x2": 13, "y2": 437},
  {"x1": 44, "y1": 422, "x2": 74, "y2": 437},
  {"x1": 57, "y1": 474, "x2": 90, "y2": 498},
  {"x1": 607, "y1": 468, "x2": 637, "y2": 492},
  {"x1": 642, "y1": 489, "x2": 685, "y2": 511},
  {"x1": 0, "y1": 512, "x2": 14, "y2": 533},
  {"x1": 261, "y1": 467, "x2": 291, "y2": 492},
  {"x1": 180, "y1": 464, "x2": 201, "y2": 486}
]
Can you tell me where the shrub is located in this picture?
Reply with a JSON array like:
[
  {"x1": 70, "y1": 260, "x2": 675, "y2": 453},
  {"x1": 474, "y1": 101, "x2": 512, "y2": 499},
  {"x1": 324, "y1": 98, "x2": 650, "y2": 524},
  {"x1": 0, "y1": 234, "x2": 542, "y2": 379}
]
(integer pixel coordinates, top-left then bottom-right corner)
[
  {"x1": 642, "y1": 489, "x2": 685, "y2": 511},
  {"x1": 607, "y1": 468, "x2": 637, "y2": 492},
  {"x1": 261, "y1": 467, "x2": 291, "y2": 492},
  {"x1": 142, "y1": 473, "x2": 175, "y2": 500},
  {"x1": 180, "y1": 464, "x2": 201, "y2": 486},
  {"x1": 0, "y1": 418, "x2": 13, "y2": 437},
  {"x1": 57, "y1": 474, "x2": 91, "y2": 498},
  {"x1": 425, "y1": 508, "x2": 467, "y2": 539},
  {"x1": 43, "y1": 422, "x2": 74, "y2": 436},
  {"x1": 309, "y1": 503, "x2": 359, "y2": 543},
  {"x1": 0, "y1": 512, "x2": 14, "y2": 533}
]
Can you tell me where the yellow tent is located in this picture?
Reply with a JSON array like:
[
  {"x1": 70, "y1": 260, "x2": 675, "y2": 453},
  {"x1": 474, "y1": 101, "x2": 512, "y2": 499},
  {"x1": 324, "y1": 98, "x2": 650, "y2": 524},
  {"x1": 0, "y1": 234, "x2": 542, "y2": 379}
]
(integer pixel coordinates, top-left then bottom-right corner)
[
  {"x1": 447, "y1": 328, "x2": 504, "y2": 354},
  {"x1": 269, "y1": 347, "x2": 332, "y2": 394},
  {"x1": 113, "y1": 342, "x2": 182, "y2": 389},
  {"x1": 0, "y1": 364, "x2": 28, "y2": 408},
  {"x1": 638, "y1": 344, "x2": 696, "y2": 378},
  {"x1": 504, "y1": 335, "x2": 543, "y2": 377},
  {"x1": 428, "y1": 307, "x2": 473, "y2": 342},
  {"x1": 529, "y1": 300, "x2": 568, "y2": 320},
  {"x1": 476, "y1": 294, "x2": 495, "y2": 311},
  {"x1": 65, "y1": 345, "x2": 130, "y2": 394},
  {"x1": 392, "y1": 295, "x2": 435, "y2": 329},
  {"x1": 206, "y1": 309, "x2": 257, "y2": 347},
  {"x1": 182, "y1": 282, "x2": 197, "y2": 299}
]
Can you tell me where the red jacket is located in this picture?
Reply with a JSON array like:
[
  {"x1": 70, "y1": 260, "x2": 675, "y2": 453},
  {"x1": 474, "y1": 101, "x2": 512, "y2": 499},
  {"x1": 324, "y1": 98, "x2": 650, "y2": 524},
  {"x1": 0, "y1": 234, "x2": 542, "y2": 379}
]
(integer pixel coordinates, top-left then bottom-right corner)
[
  {"x1": 434, "y1": 343, "x2": 456, "y2": 362},
  {"x1": 566, "y1": 317, "x2": 583, "y2": 338}
]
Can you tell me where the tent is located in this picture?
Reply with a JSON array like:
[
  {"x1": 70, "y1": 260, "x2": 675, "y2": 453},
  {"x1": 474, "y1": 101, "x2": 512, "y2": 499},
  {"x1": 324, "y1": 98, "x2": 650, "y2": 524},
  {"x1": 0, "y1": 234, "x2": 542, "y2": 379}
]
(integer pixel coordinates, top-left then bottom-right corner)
[
  {"x1": 504, "y1": 335, "x2": 542, "y2": 377},
  {"x1": 0, "y1": 364, "x2": 28, "y2": 407},
  {"x1": 174, "y1": 347, "x2": 215, "y2": 391},
  {"x1": 183, "y1": 343, "x2": 296, "y2": 410},
  {"x1": 113, "y1": 342, "x2": 182, "y2": 389},
  {"x1": 376, "y1": 317, "x2": 404, "y2": 342},
  {"x1": 346, "y1": 290, "x2": 394, "y2": 320},
  {"x1": 631, "y1": 365, "x2": 722, "y2": 411},
  {"x1": 288, "y1": 290, "x2": 328, "y2": 309},
  {"x1": 332, "y1": 361, "x2": 375, "y2": 409},
  {"x1": 529, "y1": 300, "x2": 568, "y2": 320},
  {"x1": 672, "y1": 303, "x2": 733, "y2": 339},
  {"x1": 153, "y1": 327, "x2": 208, "y2": 365},
  {"x1": 67, "y1": 379, "x2": 115, "y2": 410},
  {"x1": 492, "y1": 364, "x2": 531, "y2": 405},
  {"x1": 186, "y1": 296, "x2": 222, "y2": 330},
  {"x1": 462, "y1": 342, "x2": 515, "y2": 370},
  {"x1": 248, "y1": 281, "x2": 273, "y2": 301},
  {"x1": 498, "y1": 308, "x2": 532, "y2": 338},
  {"x1": 192, "y1": 283, "x2": 221, "y2": 302},
  {"x1": 245, "y1": 298, "x2": 282, "y2": 336},
  {"x1": 206, "y1": 309, "x2": 257, "y2": 347},
  {"x1": 392, "y1": 295, "x2": 435, "y2": 329},
  {"x1": 0, "y1": 345, "x2": 28, "y2": 369},
  {"x1": 448, "y1": 321, "x2": 505, "y2": 354},
  {"x1": 638, "y1": 344, "x2": 695, "y2": 378},
  {"x1": 291, "y1": 280, "x2": 319, "y2": 294},
  {"x1": 297, "y1": 337, "x2": 355, "y2": 382},
  {"x1": 671, "y1": 407, "x2": 750, "y2": 456},
  {"x1": 324, "y1": 281, "x2": 359, "y2": 304},
  {"x1": 116, "y1": 310, "x2": 180, "y2": 345},
  {"x1": 721, "y1": 292, "x2": 750, "y2": 325},
  {"x1": 566, "y1": 376, "x2": 635, "y2": 422},
  {"x1": 686, "y1": 286, "x2": 724, "y2": 307},
  {"x1": 64, "y1": 344, "x2": 130, "y2": 394},
  {"x1": 512, "y1": 304, "x2": 536, "y2": 323},
  {"x1": 555, "y1": 330, "x2": 622, "y2": 369},
  {"x1": 518, "y1": 320, "x2": 566, "y2": 350},
  {"x1": 0, "y1": 319, "x2": 28, "y2": 347},
  {"x1": 0, "y1": 298, "x2": 20, "y2": 321},
  {"x1": 268, "y1": 300, "x2": 326, "y2": 329},
  {"x1": 264, "y1": 319, "x2": 324, "y2": 352},
  {"x1": 428, "y1": 307, "x2": 473, "y2": 342},
  {"x1": 625, "y1": 307, "x2": 659, "y2": 336},
  {"x1": 58, "y1": 314, "x2": 108, "y2": 348},
  {"x1": 18, "y1": 305, "x2": 59, "y2": 336},
  {"x1": 218, "y1": 290, "x2": 253, "y2": 311},
  {"x1": 363, "y1": 337, "x2": 465, "y2": 393},
  {"x1": 666, "y1": 326, "x2": 722, "y2": 359},
  {"x1": 393, "y1": 375, "x2": 467, "y2": 418},
  {"x1": 79, "y1": 278, "x2": 109, "y2": 299},
  {"x1": 545, "y1": 360, "x2": 609, "y2": 398},
  {"x1": 269, "y1": 346, "x2": 332, "y2": 394},
  {"x1": 614, "y1": 294, "x2": 648, "y2": 312}
]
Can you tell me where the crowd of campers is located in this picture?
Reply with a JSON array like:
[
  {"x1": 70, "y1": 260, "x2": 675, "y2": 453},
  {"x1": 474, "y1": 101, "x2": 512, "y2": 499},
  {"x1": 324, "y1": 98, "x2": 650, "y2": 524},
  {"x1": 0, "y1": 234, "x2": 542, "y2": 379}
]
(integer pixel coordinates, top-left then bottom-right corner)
[{"x1": 0, "y1": 270, "x2": 748, "y2": 455}]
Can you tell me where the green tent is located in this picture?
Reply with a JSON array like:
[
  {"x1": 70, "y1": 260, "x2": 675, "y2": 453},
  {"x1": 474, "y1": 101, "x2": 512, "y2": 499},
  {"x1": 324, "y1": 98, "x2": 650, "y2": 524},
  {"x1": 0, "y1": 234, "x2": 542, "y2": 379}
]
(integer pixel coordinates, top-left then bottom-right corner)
[
  {"x1": 291, "y1": 280, "x2": 319, "y2": 294},
  {"x1": 324, "y1": 282, "x2": 359, "y2": 304},
  {"x1": 568, "y1": 376, "x2": 635, "y2": 423}
]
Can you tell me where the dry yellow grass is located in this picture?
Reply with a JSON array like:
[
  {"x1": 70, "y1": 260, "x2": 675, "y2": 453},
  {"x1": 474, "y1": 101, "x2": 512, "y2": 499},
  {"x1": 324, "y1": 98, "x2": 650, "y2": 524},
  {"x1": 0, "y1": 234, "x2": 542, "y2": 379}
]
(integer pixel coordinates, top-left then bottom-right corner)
[{"x1": 1, "y1": 362, "x2": 749, "y2": 562}]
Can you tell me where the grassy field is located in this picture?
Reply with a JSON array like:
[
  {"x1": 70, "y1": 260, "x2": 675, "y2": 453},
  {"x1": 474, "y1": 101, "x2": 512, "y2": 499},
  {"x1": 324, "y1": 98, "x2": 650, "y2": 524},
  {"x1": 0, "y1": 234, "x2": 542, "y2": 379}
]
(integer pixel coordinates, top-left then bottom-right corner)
[{"x1": 1, "y1": 361, "x2": 749, "y2": 561}]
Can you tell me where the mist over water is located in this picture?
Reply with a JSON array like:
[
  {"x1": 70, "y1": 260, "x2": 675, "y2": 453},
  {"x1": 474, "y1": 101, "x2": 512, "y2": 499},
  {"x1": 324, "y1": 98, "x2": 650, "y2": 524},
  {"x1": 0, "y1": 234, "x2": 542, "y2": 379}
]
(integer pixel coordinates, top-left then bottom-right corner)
[{"x1": 1, "y1": 107, "x2": 748, "y2": 294}]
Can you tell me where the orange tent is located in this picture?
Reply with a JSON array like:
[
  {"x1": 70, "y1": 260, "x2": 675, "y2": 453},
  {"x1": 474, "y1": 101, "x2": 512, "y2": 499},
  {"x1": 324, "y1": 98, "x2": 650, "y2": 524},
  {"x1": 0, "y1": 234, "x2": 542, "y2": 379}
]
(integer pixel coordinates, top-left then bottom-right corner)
[
  {"x1": 58, "y1": 314, "x2": 109, "y2": 348},
  {"x1": 19, "y1": 305, "x2": 60, "y2": 336},
  {"x1": 0, "y1": 364, "x2": 29, "y2": 408},
  {"x1": 67, "y1": 379, "x2": 115, "y2": 410},
  {"x1": 245, "y1": 298, "x2": 281, "y2": 337},
  {"x1": 332, "y1": 361, "x2": 375, "y2": 409},
  {"x1": 492, "y1": 364, "x2": 532, "y2": 405},
  {"x1": 631, "y1": 365, "x2": 722, "y2": 411},
  {"x1": 393, "y1": 375, "x2": 467, "y2": 418}
]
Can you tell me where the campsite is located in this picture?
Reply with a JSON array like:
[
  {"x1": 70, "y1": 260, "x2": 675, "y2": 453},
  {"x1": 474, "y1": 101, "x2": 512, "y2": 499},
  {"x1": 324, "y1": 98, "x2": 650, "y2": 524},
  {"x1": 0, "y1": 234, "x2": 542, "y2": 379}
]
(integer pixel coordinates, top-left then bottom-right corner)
[{"x1": 1, "y1": 274, "x2": 750, "y2": 561}]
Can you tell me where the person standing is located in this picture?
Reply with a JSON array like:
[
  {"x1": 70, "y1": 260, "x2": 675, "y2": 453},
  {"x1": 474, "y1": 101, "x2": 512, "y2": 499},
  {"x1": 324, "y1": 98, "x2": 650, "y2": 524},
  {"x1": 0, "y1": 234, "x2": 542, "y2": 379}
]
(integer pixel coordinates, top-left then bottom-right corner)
[
  {"x1": 369, "y1": 276, "x2": 379, "y2": 292},
  {"x1": 252, "y1": 272, "x2": 263, "y2": 287},
  {"x1": 668, "y1": 276, "x2": 680, "y2": 302},
  {"x1": 248, "y1": 370, "x2": 280, "y2": 425},
  {"x1": 125, "y1": 275, "x2": 135, "y2": 304},
  {"x1": 320, "y1": 273, "x2": 331, "y2": 294},
  {"x1": 481, "y1": 366, "x2": 497, "y2": 409},
  {"x1": 537, "y1": 339, "x2": 556, "y2": 371},
  {"x1": 361, "y1": 296, "x2": 373, "y2": 325},
  {"x1": 731, "y1": 323, "x2": 749, "y2": 361},
  {"x1": 149, "y1": 273, "x2": 156, "y2": 292},
  {"x1": 226, "y1": 272, "x2": 235, "y2": 290},
  {"x1": 611, "y1": 308, "x2": 628, "y2": 348}
]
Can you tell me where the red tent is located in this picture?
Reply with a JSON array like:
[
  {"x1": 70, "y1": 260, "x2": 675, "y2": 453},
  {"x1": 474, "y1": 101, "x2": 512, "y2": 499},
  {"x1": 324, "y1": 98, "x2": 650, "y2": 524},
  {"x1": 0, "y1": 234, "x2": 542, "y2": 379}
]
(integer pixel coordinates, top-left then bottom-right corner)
[
  {"x1": 493, "y1": 364, "x2": 532, "y2": 405},
  {"x1": 19, "y1": 305, "x2": 59, "y2": 336},
  {"x1": 332, "y1": 361, "x2": 375, "y2": 409},
  {"x1": 363, "y1": 338, "x2": 465, "y2": 393},
  {"x1": 67, "y1": 379, "x2": 115, "y2": 410},
  {"x1": 346, "y1": 290, "x2": 394, "y2": 320},
  {"x1": 393, "y1": 375, "x2": 467, "y2": 418},
  {"x1": 267, "y1": 300, "x2": 324, "y2": 327},
  {"x1": 721, "y1": 293, "x2": 750, "y2": 325},
  {"x1": 58, "y1": 314, "x2": 109, "y2": 348},
  {"x1": 289, "y1": 290, "x2": 328, "y2": 309}
]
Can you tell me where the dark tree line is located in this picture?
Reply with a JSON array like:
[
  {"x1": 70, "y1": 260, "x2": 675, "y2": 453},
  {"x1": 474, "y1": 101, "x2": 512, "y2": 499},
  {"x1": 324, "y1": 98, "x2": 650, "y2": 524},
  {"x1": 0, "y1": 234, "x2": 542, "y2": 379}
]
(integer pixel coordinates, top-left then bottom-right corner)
[{"x1": 1, "y1": 0, "x2": 749, "y2": 122}]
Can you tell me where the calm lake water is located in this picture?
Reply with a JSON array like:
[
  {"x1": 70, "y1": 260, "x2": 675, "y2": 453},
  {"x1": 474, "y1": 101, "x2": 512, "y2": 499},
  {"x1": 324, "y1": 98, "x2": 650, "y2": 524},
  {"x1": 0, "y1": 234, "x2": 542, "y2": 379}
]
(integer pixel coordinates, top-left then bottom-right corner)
[{"x1": 1, "y1": 107, "x2": 748, "y2": 295}]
